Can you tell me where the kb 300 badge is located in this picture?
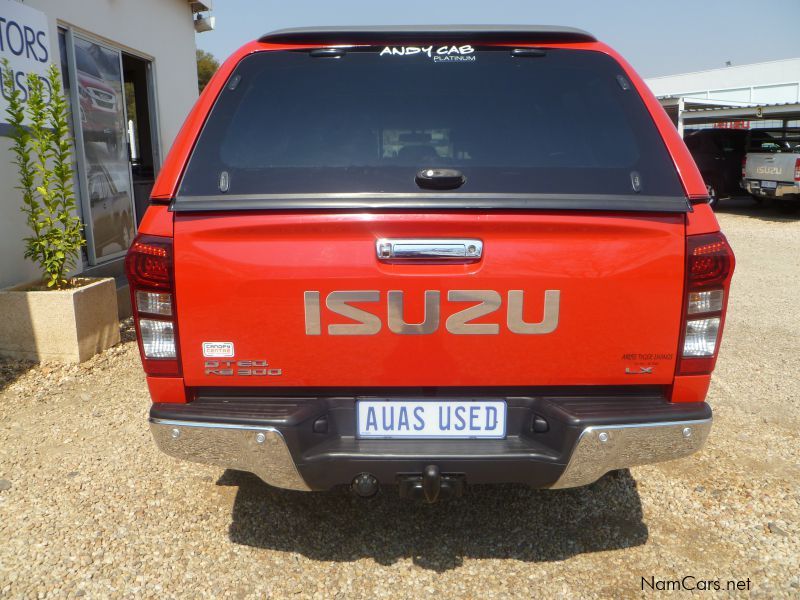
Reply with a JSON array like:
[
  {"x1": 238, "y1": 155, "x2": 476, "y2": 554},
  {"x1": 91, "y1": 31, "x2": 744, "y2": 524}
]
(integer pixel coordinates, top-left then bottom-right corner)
[{"x1": 204, "y1": 360, "x2": 282, "y2": 376}]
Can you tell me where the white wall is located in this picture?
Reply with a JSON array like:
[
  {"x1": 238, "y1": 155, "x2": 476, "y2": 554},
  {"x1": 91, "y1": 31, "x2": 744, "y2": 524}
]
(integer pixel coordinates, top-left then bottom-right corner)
[
  {"x1": 645, "y1": 58, "x2": 800, "y2": 105},
  {"x1": 0, "y1": 0, "x2": 198, "y2": 288}
]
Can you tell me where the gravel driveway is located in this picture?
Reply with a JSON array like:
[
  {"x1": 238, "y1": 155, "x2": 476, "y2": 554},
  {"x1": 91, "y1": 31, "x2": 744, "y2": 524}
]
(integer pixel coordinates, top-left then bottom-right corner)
[{"x1": 1, "y1": 198, "x2": 798, "y2": 599}]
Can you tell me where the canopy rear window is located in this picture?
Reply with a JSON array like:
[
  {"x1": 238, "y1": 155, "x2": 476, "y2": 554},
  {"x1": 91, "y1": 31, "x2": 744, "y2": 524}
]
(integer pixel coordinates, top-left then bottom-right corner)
[{"x1": 177, "y1": 47, "x2": 686, "y2": 208}]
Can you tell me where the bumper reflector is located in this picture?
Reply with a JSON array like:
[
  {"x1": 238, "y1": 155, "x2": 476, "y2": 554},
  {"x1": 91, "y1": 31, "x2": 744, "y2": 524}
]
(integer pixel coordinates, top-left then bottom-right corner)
[
  {"x1": 683, "y1": 317, "x2": 720, "y2": 357},
  {"x1": 140, "y1": 319, "x2": 177, "y2": 358}
]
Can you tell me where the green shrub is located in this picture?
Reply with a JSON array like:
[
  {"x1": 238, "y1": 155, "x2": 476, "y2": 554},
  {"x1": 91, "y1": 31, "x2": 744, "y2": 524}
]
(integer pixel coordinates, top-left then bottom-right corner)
[{"x1": 2, "y1": 60, "x2": 85, "y2": 289}]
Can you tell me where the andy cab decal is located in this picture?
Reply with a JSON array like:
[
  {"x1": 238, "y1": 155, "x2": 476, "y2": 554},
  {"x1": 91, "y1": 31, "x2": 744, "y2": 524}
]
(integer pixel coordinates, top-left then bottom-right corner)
[{"x1": 379, "y1": 45, "x2": 476, "y2": 62}]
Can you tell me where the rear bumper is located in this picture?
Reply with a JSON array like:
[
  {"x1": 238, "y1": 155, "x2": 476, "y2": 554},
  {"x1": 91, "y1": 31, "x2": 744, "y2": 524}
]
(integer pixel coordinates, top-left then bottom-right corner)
[
  {"x1": 149, "y1": 391, "x2": 712, "y2": 491},
  {"x1": 744, "y1": 179, "x2": 800, "y2": 198}
]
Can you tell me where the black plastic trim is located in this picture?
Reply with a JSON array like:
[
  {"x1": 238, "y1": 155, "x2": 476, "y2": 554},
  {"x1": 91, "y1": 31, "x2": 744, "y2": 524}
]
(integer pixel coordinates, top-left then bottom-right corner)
[
  {"x1": 151, "y1": 395, "x2": 325, "y2": 427},
  {"x1": 308, "y1": 48, "x2": 346, "y2": 58},
  {"x1": 259, "y1": 25, "x2": 597, "y2": 45},
  {"x1": 511, "y1": 48, "x2": 548, "y2": 58},
  {"x1": 171, "y1": 193, "x2": 692, "y2": 213}
]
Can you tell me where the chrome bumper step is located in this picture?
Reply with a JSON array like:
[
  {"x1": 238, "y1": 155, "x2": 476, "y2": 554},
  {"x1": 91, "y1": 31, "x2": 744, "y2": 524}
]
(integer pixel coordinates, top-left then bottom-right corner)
[
  {"x1": 150, "y1": 419, "x2": 311, "y2": 491},
  {"x1": 550, "y1": 418, "x2": 711, "y2": 488}
]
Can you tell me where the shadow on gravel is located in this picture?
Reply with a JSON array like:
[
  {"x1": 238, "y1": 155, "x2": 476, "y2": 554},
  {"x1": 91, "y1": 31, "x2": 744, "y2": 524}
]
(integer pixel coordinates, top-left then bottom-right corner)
[
  {"x1": 119, "y1": 318, "x2": 137, "y2": 344},
  {"x1": 220, "y1": 469, "x2": 648, "y2": 571},
  {"x1": 0, "y1": 359, "x2": 36, "y2": 393},
  {"x1": 714, "y1": 195, "x2": 800, "y2": 223}
]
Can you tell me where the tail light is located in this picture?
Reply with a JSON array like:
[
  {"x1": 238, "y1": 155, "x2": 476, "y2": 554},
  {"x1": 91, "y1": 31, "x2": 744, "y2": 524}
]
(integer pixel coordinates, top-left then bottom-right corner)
[
  {"x1": 124, "y1": 235, "x2": 181, "y2": 376},
  {"x1": 741, "y1": 156, "x2": 747, "y2": 180},
  {"x1": 794, "y1": 157, "x2": 800, "y2": 182},
  {"x1": 677, "y1": 232, "x2": 735, "y2": 375}
]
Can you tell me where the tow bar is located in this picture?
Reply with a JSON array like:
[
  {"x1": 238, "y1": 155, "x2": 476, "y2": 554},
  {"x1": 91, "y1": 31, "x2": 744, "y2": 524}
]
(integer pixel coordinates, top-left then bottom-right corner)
[{"x1": 398, "y1": 465, "x2": 465, "y2": 502}]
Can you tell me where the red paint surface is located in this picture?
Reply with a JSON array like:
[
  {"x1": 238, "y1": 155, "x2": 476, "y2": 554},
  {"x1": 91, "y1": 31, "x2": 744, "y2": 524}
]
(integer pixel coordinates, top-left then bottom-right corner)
[
  {"x1": 173, "y1": 212, "x2": 687, "y2": 387},
  {"x1": 137, "y1": 204, "x2": 173, "y2": 237},
  {"x1": 146, "y1": 376, "x2": 188, "y2": 404},
  {"x1": 670, "y1": 375, "x2": 711, "y2": 403}
]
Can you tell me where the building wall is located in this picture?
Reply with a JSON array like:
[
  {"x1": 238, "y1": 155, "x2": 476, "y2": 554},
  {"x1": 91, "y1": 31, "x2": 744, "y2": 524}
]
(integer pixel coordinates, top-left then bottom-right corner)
[
  {"x1": 0, "y1": 0, "x2": 198, "y2": 288},
  {"x1": 645, "y1": 58, "x2": 800, "y2": 105}
]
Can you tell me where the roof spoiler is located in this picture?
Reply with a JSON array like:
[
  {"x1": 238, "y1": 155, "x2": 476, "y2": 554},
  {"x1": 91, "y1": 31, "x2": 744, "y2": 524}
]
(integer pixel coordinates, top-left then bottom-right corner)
[{"x1": 258, "y1": 25, "x2": 597, "y2": 45}]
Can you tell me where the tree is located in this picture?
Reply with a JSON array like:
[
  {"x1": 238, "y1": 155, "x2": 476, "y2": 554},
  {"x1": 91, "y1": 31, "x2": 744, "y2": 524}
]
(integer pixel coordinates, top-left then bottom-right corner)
[{"x1": 196, "y1": 49, "x2": 219, "y2": 92}]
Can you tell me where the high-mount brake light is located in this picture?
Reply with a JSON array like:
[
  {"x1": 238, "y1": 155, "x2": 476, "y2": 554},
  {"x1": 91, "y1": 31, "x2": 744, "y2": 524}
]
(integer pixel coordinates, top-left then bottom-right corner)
[
  {"x1": 677, "y1": 232, "x2": 735, "y2": 376},
  {"x1": 125, "y1": 234, "x2": 181, "y2": 376}
]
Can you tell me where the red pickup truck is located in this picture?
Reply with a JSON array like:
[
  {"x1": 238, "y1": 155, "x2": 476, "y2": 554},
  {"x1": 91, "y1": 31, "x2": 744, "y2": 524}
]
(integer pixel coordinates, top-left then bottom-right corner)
[{"x1": 126, "y1": 26, "x2": 735, "y2": 502}]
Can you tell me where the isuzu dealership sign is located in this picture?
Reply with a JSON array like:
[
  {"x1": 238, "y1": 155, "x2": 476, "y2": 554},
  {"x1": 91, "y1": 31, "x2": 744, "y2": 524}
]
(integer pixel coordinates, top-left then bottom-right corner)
[{"x1": 0, "y1": 0, "x2": 52, "y2": 132}]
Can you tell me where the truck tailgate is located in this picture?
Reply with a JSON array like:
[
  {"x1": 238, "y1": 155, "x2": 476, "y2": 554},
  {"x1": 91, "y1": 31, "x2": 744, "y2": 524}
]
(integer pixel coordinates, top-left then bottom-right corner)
[
  {"x1": 174, "y1": 212, "x2": 685, "y2": 387},
  {"x1": 745, "y1": 153, "x2": 797, "y2": 183}
]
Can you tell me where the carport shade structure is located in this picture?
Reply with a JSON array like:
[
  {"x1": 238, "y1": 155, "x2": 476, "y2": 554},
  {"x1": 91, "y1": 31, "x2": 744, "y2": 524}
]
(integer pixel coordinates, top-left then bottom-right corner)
[{"x1": 658, "y1": 98, "x2": 800, "y2": 135}]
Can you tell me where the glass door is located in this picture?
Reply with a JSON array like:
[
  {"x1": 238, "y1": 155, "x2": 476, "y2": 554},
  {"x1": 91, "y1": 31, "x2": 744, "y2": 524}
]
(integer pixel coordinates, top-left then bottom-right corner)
[{"x1": 68, "y1": 34, "x2": 136, "y2": 263}]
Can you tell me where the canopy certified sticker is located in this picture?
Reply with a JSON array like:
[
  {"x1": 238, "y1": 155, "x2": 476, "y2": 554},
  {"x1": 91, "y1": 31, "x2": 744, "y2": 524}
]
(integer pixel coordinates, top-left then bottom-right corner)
[
  {"x1": 202, "y1": 341, "x2": 234, "y2": 358},
  {"x1": 379, "y1": 45, "x2": 476, "y2": 62}
]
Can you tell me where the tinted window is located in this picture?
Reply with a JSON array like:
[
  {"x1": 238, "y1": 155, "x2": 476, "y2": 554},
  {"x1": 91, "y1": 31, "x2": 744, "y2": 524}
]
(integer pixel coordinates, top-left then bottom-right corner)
[{"x1": 180, "y1": 48, "x2": 683, "y2": 198}]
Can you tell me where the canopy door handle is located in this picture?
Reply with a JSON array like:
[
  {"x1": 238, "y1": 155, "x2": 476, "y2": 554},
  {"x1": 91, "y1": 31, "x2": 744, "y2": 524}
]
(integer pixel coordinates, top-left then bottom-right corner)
[{"x1": 376, "y1": 239, "x2": 483, "y2": 262}]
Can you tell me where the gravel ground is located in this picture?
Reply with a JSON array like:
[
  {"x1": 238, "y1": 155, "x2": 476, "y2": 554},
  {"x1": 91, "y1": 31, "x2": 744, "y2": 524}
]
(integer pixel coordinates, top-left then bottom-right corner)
[{"x1": 1, "y1": 197, "x2": 798, "y2": 599}]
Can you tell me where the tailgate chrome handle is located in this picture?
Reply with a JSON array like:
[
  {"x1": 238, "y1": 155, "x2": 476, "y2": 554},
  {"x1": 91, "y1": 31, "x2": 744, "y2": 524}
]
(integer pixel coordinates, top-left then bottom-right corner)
[{"x1": 376, "y1": 238, "x2": 483, "y2": 261}]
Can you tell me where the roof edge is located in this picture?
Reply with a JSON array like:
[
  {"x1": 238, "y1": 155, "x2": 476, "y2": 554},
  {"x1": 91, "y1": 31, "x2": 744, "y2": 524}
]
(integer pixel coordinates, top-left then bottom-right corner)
[
  {"x1": 645, "y1": 56, "x2": 800, "y2": 81},
  {"x1": 258, "y1": 25, "x2": 597, "y2": 45}
]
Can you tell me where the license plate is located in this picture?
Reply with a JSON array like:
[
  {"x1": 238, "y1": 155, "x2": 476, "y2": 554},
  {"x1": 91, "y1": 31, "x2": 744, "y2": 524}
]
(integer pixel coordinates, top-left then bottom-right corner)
[
  {"x1": 761, "y1": 180, "x2": 777, "y2": 189},
  {"x1": 356, "y1": 399, "x2": 507, "y2": 439}
]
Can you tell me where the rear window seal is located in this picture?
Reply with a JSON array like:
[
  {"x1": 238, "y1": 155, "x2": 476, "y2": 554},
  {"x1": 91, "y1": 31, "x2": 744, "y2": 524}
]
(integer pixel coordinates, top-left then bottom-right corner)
[{"x1": 170, "y1": 193, "x2": 692, "y2": 213}]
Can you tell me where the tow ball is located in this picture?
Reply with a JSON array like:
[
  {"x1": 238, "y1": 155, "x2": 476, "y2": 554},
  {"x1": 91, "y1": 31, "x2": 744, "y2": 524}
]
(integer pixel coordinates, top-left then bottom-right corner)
[
  {"x1": 351, "y1": 473, "x2": 380, "y2": 498},
  {"x1": 398, "y1": 465, "x2": 465, "y2": 503}
]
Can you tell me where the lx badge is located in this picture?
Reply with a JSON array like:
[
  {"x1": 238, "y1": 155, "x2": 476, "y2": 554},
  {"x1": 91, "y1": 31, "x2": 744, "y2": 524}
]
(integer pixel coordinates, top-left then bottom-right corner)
[{"x1": 625, "y1": 367, "x2": 654, "y2": 375}]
